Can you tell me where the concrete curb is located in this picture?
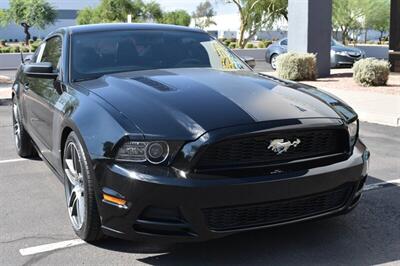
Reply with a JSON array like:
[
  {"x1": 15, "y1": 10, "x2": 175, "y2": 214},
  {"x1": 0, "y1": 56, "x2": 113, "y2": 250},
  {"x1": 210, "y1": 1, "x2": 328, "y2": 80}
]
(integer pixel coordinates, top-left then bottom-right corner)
[
  {"x1": 357, "y1": 112, "x2": 400, "y2": 127},
  {"x1": 319, "y1": 87, "x2": 400, "y2": 127},
  {"x1": 0, "y1": 87, "x2": 11, "y2": 100}
]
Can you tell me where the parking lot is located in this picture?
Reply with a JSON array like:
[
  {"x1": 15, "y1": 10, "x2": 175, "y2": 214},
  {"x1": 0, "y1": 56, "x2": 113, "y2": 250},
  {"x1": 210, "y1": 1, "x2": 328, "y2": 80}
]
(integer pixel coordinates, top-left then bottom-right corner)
[{"x1": 0, "y1": 97, "x2": 399, "y2": 265}]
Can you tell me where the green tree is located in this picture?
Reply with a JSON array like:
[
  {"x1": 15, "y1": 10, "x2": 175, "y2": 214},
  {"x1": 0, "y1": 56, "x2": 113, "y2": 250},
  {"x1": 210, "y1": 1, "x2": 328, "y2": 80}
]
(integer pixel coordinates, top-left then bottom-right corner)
[
  {"x1": 76, "y1": 7, "x2": 102, "y2": 25},
  {"x1": 192, "y1": 1, "x2": 216, "y2": 29},
  {"x1": 226, "y1": 0, "x2": 288, "y2": 48},
  {"x1": 365, "y1": 0, "x2": 390, "y2": 43},
  {"x1": 0, "y1": 0, "x2": 57, "y2": 45},
  {"x1": 76, "y1": 0, "x2": 163, "y2": 25},
  {"x1": 332, "y1": 0, "x2": 371, "y2": 44},
  {"x1": 142, "y1": 1, "x2": 163, "y2": 22},
  {"x1": 98, "y1": 0, "x2": 135, "y2": 22},
  {"x1": 162, "y1": 10, "x2": 191, "y2": 26}
]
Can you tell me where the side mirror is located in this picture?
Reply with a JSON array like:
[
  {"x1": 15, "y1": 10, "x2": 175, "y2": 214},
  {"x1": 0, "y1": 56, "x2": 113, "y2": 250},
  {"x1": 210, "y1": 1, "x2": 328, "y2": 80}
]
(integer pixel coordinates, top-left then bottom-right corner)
[
  {"x1": 243, "y1": 56, "x2": 256, "y2": 69},
  {"x1": 23, "y1": 62, "x2": 58, "y2": 79},
  {"x1": 23, "y1": 55, "x2": 32, "y2": 64}
]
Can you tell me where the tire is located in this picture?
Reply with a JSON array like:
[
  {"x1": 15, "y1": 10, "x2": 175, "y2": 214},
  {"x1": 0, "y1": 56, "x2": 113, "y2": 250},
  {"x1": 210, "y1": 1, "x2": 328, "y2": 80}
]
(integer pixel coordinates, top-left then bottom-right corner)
[
  {"x1": 63, "y1": 132, "x2": 103, "y2": 242},
  {"x1": 12, "y1": 97, "x2": 35, "y2": 158},
  {"x1": 270, "y1": 54, "x2": 278, "y2": 70}
]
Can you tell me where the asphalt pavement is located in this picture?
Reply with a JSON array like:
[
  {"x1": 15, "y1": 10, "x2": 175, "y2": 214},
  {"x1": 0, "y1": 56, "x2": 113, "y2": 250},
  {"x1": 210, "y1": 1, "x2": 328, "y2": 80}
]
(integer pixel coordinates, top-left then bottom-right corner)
[{"x1": 0, "y1": 99, "x2": 399, "y2": 265}]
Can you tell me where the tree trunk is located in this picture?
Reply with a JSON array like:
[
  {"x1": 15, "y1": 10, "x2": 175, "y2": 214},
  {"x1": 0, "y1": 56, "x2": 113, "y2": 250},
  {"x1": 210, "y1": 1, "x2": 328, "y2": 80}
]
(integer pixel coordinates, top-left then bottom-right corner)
[
  {"x1": 21, "y1": 23, "x2": 31, "y2": 46},
  {"x1": 238, "y1": 19, "x2": 246, "y2": 49},
  {"x1": 341, "y1": 27, "x2": 348, "y2": 45},
  {"x1": 364, "y1": 29, "x2": 368, "y2": 44},
  {"x1": 243, "y1": 30, "x2": 257, "y2": 48}
]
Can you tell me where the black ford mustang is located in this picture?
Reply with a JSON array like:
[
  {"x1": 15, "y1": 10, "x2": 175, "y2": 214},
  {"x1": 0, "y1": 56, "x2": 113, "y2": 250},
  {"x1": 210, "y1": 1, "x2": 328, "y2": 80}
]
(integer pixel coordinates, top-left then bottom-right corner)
[{"x1": 12, "y1": 23, "x2": 369, "y2": 242}]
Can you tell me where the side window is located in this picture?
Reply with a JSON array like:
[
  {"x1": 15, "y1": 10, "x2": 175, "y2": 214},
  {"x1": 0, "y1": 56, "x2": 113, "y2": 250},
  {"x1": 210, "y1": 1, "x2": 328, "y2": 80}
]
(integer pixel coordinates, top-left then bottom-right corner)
[
  {"x1": 30, "y1": 43, "x2": 44, "y2": 63},
  {"x1": 41, "y1": 36, "x2": 62, "y2": 71}
]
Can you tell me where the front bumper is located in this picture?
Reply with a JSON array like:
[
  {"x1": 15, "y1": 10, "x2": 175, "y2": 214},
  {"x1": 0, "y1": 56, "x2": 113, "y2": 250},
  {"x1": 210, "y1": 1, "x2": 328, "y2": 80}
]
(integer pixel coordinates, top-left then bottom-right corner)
[
  {"x1": 93, "y1": 140, "x2": 368, "y2": 242},
  {"x1": 332, "y1": 54, "x2": 363, "y2": 67}
]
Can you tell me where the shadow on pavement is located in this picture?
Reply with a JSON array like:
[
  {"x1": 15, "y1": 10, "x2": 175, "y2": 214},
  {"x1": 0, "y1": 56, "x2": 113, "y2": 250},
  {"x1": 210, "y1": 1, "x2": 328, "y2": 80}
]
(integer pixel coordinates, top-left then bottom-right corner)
[{"x1": 0, "y1": 98, "x2": 11, "y2": 106}]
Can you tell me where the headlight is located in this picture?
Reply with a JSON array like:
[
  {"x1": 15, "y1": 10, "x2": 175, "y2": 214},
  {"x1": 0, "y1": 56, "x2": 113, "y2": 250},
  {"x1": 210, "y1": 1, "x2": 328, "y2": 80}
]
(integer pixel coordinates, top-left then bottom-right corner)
[
  {"x1": 116, "y1": 141, "x2": 169, "y2": 164},
  {"x1": 347, "y1": 120, "x2": 359, "y2": 146},
  {"x1": 335, "y1": 51, "x2": 348, "y2": 56},
  {"x1": 146, "y1": 142, "x2": 169, "y2": 164}
]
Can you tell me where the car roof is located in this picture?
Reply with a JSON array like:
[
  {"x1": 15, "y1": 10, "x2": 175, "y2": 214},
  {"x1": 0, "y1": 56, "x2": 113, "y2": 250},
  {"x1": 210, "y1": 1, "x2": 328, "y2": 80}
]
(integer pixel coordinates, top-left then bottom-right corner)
[{"x1": 63, "y1": 23, "x2": 205, "y2": 35}]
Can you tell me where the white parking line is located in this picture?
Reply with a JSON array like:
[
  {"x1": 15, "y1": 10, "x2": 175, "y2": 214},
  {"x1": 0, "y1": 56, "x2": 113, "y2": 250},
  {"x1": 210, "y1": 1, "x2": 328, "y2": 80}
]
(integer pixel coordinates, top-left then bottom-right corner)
[
  {"x1": 0, "y1": 158, "x2": 27, "y2": 164},
  {"x1": 363, "y1": 178, "x2": 400, "y2": 192},
  {"x1": 19, "y1": 239, "x2": 86, "y2": 256}
]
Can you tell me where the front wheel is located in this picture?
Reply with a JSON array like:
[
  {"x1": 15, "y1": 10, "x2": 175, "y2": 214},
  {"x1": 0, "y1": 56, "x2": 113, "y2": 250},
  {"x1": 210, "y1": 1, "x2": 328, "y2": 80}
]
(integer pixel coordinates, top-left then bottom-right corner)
[
  {"x1": 270, "y1": 54, "x2": 279, "y2": 70},
  {"x1": 12, "y1": 97, "x2": 35, "y2": 158},
  {"x1": 63, "y1": 132, "x2": 102, "y2": 242}
]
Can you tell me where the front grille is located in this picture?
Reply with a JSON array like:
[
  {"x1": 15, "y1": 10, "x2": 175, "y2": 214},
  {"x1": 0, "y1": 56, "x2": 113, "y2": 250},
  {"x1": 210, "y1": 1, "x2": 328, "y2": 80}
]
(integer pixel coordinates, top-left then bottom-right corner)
[
  {"x1": 195, "y1": 129, "x2": 348, "y2": 171},
  {"x1": 203, "y1": 185, "x2": 352, "y2": 231},
  {"x1": 348, "y1": 53, "x2": 361, "y2": 58}
]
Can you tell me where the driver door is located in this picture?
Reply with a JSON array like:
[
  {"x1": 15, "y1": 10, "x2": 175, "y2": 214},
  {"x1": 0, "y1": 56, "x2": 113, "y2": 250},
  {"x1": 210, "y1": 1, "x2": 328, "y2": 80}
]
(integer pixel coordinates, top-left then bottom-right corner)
[{"x1": 24, "y1": 36, "x2": 62, "y2": 159}]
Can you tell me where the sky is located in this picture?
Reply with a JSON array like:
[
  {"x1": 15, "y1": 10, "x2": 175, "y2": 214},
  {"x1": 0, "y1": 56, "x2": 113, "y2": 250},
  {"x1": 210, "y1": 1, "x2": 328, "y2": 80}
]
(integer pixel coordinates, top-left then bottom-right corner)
[
  {"x1": 146, "y1": 0, "x2": 238, "y2": 15},
  {"x1": 0, "y1": 0, "x2": 239, "y2": 15}
]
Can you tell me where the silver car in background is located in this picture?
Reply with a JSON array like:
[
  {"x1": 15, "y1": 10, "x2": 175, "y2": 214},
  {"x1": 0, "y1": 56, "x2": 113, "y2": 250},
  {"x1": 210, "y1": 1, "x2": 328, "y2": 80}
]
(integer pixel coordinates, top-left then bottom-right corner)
[{"x1": 265, "y1": 38, "x2": 366, "y2": 70}]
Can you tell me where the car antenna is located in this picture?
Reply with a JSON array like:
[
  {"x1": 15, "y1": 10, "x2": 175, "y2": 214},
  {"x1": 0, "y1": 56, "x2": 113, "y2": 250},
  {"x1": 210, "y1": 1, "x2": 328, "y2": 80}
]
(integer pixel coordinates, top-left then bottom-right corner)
[{"x1": 20, "y1": 50, "x2": 25, "y2": 65}]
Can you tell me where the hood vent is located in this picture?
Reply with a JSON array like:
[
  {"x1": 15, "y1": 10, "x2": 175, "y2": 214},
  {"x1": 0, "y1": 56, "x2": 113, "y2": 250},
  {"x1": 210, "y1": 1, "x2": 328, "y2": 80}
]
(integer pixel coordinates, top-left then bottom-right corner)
[{"x1": 132, "y1": 77, "x2": 174, "y2": 92}]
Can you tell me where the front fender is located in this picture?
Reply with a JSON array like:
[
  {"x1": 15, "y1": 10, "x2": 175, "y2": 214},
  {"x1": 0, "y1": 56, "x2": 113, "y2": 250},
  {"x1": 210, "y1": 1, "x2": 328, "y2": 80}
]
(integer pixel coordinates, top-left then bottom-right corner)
[{"x1": 53, "y1": 86, "x2": 143, "y2": 173}]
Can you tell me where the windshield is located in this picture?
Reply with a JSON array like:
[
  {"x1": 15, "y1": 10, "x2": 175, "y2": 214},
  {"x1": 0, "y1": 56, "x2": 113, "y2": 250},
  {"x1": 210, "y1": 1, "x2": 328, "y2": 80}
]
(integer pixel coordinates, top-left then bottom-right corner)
[
  {"x1": 71, "y1": 30, "x2": 250, "y2": 81},
  {"x1": 331, "y1": 39, "x2": 343, "y2": 46}
]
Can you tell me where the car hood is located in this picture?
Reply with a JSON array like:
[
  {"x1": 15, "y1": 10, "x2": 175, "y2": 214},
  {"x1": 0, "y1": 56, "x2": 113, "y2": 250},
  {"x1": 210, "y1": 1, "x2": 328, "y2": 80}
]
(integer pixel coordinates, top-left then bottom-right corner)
[
  {"x1": 332, "y1": 45, "x2": 362, "y2": 54},
  {"x1": 78, "y1": 68, "x2": 348, "y2": 140}
]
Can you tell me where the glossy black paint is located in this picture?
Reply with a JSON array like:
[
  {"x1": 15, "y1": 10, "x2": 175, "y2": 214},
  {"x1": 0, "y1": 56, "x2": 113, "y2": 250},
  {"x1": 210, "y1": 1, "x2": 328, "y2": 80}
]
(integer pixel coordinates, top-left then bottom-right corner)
[{"x1": 12, "y1": 24, "x2": 367, "y2": 242}]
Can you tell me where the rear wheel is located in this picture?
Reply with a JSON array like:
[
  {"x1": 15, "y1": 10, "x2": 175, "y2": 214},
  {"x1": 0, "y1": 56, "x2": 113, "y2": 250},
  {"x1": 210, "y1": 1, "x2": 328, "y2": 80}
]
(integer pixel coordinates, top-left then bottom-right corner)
[
  {"x1": 63, "y1": 132, "x2": 102, "y2": 242},
  {"x1": 270, "y1": 54, "x2": 278, "y2": 70},
  {"x1": 12, "y1": 97, "x2": 35, "y2": 158}
]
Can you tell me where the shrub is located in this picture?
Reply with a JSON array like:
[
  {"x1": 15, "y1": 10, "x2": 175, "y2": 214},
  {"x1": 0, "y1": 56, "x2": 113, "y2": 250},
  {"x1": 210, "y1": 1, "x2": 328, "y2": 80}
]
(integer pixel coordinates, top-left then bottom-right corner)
[
  {"x1": 20, "y1": 46, "x2": 30, "y2": 53},
  {"x1": 30, "y1": 40, "x2": 42, "y2": 52},
  {"x1": 0, "y1": 40, "x2": 6, "y2": 47},
  {"x1": 352, "y1": 58, "x2": 390, "y2": 86},
  {"x1": 228, "y1": 42, "x2": 237, "y2": 49},
  {"x1": 262, "y1": 40, "x2": 272, "y2": 48},
  {"x1": 0, "y1": 47, "x2": 11, "y2": 53},
  {"x1": 223, "y1": 40, "x2": 231, "y2": 47},
  {"x1": 257, "y1": 42, "x2": 266, "y2": 48},
  {"x1": 276, "y1": 52, "x2": 317, "y2": 81},
  {"x1": 245, "y1": 43, "x2": 254, "y2": 48},
  {"x1": 9, "y1": 46, "x2": 20, "y2": 53}
]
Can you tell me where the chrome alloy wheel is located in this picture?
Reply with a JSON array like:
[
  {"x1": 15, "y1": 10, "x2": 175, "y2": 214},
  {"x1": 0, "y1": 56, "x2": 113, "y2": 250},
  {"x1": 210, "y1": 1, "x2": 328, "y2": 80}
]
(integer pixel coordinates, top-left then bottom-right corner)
[
  {"x1": 64, "y1": 142, "x2": 86, "y2": 230},
  {"x1": 271, "y1": 55, "x2": 278, "y2": 70},
  {"x1": 12, "y1": 103, "x2": 21, "y2": 149}
]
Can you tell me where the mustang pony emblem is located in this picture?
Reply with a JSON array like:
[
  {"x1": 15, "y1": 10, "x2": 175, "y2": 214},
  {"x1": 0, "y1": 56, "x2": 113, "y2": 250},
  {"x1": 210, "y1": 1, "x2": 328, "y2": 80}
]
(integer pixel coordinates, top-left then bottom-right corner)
[{"x1": 267, "y1": 138, "x2": 301, "y2": 155}]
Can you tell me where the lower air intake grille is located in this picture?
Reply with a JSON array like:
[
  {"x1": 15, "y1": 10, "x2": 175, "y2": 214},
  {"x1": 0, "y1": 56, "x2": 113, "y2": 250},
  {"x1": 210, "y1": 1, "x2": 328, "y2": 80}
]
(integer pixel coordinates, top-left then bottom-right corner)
[{"x1": 203, "y1": 185, "x2": 352, "y2": 231}]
